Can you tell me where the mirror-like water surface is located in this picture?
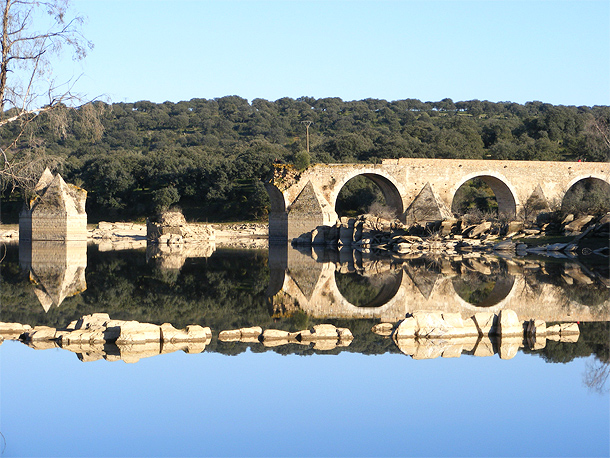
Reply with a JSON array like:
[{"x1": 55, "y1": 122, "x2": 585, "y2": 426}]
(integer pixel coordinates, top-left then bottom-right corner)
[{"x1": 1, "y1": 242, "x2": 608, "y2": 457}]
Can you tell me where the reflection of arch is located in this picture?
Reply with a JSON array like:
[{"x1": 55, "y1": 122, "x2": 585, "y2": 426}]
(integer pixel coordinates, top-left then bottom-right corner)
[
  {"x1": 451, "y1": 172, "x2": 518, "y2": 218},
  {"x1": 335, "y1": 270, "x2": 404, "y2": 308},
  {"x1": 452, "y1": 275, "x2": 516, "y2": 308},
  {"x1": 331, "y1": 171, "x2": 405, "y2": 216}
]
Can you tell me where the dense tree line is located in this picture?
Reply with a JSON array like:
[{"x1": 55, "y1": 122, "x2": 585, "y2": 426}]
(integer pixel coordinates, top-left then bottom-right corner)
[{"x1": 1, "y1": 97, "x2": 608, "y2": 222}]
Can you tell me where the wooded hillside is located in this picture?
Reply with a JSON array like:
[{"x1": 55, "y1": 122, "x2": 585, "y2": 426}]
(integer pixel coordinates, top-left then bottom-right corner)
[{"x1": 2, "y1": 97, "x2": 608, "y2": 222}]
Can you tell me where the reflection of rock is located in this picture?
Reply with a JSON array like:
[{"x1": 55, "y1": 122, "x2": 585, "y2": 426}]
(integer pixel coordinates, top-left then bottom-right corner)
[
  {"x1": 219, "y1": 327, "x2": 263, "y2": 343},
  {"x1": 19, "y1": 240, "x2": 87, "y2": 311},
  {"x1": 391, "y1": 309, "x2": 580, "y2": 359},
  {"x1": 14, "y1": 313, "x2": 212, "y2": 363},
  {"x1": 259, "y1": 324, "x2": 353, "y2": 350},
  {"x1": 146, "y1": 242, "x2": 216, "y2": 270},
  {"x1": 19, "y1": 169, "x2": 87, "y2": 241}
]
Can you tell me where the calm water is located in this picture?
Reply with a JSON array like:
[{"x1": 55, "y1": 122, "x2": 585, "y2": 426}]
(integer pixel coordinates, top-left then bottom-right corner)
[{"x1": 1, "y1": 242, "x2": 609, "y2": 457}]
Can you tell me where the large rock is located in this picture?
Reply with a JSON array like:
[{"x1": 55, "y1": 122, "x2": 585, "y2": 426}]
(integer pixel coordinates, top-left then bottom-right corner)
[
  {"x1": 468, "y1": 221, "x2": 492, "y2": 238},
  {"x1": 497, "y1": 309, "x2": 522, "y2": 336},
  {"x1": 115, "y1": 322, "x2": 161, "y2": 344},
  {"x1": 564, "y1": 215, "x2": 594, "y2": 233},
  {"x1": 473, "y1": 312, "x2": 496, "y2": 336},
  {"x1": 413, "y1": 311, "x2": 449, "y2": 338},
  {"x1": 394, "y1": 317, "x2": 417, "y2": 339}
]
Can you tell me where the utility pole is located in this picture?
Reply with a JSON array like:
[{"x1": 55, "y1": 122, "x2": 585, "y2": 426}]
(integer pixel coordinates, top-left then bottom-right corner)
[{"x1": 301, "y1": 121, "x2": 313, "y2": 153}]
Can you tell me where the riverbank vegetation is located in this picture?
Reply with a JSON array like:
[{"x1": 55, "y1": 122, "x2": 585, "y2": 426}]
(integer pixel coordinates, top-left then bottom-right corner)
[{"x1": 1, "y1": 97, "x2": 609, "y2": 222}]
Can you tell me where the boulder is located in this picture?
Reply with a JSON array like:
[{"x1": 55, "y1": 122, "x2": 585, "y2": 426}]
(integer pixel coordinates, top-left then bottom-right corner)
[
  {"x1": 240, "y1": 326, "x2": 263, "y2": 339},
  {"x1": 394, "y1": 317, "x2": 417, "y2": 339},
  {"x1": 505, "y1": 221, "x2": 524, "y2": 236},
  {"x1": 473, "y1": 312, "x2": 496, "y2": 336},
  {"x1": 160, "y1": 323, "x2": 191, "y2": 342},
  {"x1": 441, "y1": 344, "x2": 463, "y2": 358},
  {"x1": 468, "y1": 221, "x2": 492, "y2": 238},
  {"x1": 497, "y1": 309, "x2": 522, "y2": 336},
  {"x1": 312, "y1": 324, "x2": 339, "y2": 338},
  {"x1": 564, "y1": 215, "x2": 594, "y2": 233},
  {"x1": 442, "y1": 313, "x2": 466, "y2": 337},
  {"x1": 473, "y1": 337, "x2": 495, "y2": 357},
  {"x1": 371, "y1": 322, "x2": 394, "y2": 336},
  {"x1": 559, "y1": 322, "x2": 580, "y2": 336},
  {"x1": 494, "y1": 240, "x2": 516, "y2": 251},
  {"x1": 262, "y1": 329, "x2": 291, "y2": 341},
  {"x1": 26, "y1": 326, "x2": 57, "y2": 341},
  {"x1": 337, "y1": 327, "x2": 353, "y2": 341},
  {"x1": 413, "y1": 311, "x2": 448, "y2": 338},
  {"x1": 186, "y1": 325, "x2": 212, "y2": 341},
  {"x1": 218, "y1": 329, "x2": 242, "y2": 342},
  {"x1": 498, "y1": 337, "x2": 521, "y2": 360},
  {"x1": 115, "y1": 322, "x2": 161, "y2": 344}
]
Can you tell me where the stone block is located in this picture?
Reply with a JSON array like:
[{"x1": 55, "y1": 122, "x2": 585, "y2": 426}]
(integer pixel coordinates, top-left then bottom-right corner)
[{"x1": 312, "y1": 324, "x2": 339, "y2": 338}]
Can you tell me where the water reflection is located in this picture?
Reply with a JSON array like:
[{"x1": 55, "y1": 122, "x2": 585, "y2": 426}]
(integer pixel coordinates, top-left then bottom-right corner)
[
  {"x1": 18, "y1": 240, "x2": 87, "y2": 311},
  {"x1": 269, "y1": 245, "x2": 610, "y2": 323},
  {"x1": 0, "y1": 241, "x2": 608, "y2": 367}
]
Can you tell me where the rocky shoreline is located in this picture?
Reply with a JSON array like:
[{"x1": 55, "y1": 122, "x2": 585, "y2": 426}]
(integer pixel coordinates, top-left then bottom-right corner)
[
  {"x1": 0, "y1": 309, "x2": 580, "y2": 363},
  {"x1": 292, "y1": 212, "x2": 610, "y2": 258}
]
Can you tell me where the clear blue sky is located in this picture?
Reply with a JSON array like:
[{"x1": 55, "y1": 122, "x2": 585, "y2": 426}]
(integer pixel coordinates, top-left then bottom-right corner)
[{"x1": 65, "y1": 0, "x2": 609, "y2": 106}]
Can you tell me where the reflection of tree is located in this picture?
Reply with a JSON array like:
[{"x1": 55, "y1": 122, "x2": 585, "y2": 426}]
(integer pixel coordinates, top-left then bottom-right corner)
[
  {"x1": 453, "y1": 273, "x2": 496, "y2": 305},
  {"x1": 335, "y1": 271, "x2": 385, "y2": 307},
  {"x1": 583, "y1": 358, "x2": 609, "y2": 394}
]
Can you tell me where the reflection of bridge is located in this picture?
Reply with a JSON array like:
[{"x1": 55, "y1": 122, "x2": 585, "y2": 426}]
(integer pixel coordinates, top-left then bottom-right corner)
[
  {"x1": 266, "y1": 158, "x2": 610, "y2": 240},
  {"x1": 269, "y1": 245, "x2": 610, "y2": 323}
]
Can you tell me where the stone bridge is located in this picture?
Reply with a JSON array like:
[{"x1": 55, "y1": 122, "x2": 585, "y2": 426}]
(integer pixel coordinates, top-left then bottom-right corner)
[{"x1": 265, "y1": 158, "x2": 609, "y2": 241}]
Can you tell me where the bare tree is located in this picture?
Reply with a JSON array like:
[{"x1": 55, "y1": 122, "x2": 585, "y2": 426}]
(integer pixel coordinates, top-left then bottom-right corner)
[{"x1": 0, "y1": 0, "x2": 92, "y2": 193}]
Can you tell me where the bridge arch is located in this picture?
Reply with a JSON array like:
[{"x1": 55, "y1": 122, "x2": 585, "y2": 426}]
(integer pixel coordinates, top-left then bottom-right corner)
[
  {"x1": 565, "y1": 174, "x2": 610, "y2": 192},
  {"x1": 561, "y1": 175, "x2": 610, "y2": 214},
  {"x1": 330, "y1": 169, "x2": 405, "y2": 218},
  {"x1": 450, "y1": 171, "x2": 519, "y2": 218}
]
